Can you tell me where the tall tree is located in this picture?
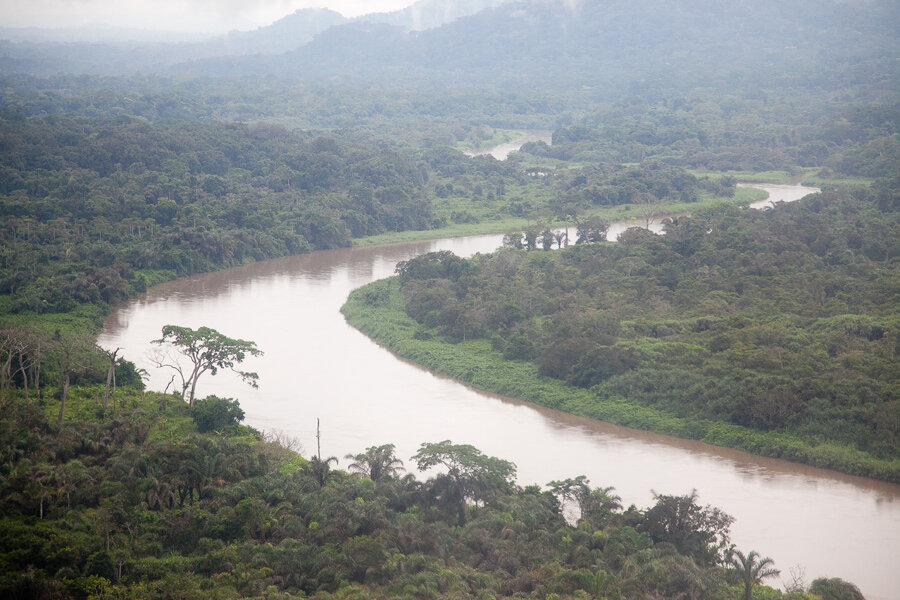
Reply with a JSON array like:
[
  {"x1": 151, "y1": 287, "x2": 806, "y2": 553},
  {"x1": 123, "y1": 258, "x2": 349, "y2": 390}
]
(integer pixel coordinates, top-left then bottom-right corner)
[
  {"x1": 345, "y1": 444, "x2": 405, "y2": 482},
  {"x1": 413, "y1": 440, "x2": 516, "y2": 525},
  {"x1": 306, "y1": 455, "x2": 339, "y2": 487},
  {"x1": 102, "y1": 347, "x2": 120, "y2": 410},
  {"x1": 643, "y1": 489, "x2": 734, "y2": 566},
  {"x1": 51, "y1": 329, "x2": 90, "y2": 425},
  {"x1": 151, "y1": 325, "x2": 262, "y2": 406},
  {"x1": 730, "y1": 549, "x2": 780, "y2": 600}
]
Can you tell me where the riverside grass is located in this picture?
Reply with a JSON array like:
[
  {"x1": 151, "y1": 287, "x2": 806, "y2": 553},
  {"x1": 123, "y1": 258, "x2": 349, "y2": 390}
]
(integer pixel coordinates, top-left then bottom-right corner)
[{"x1": 342, "y1": 277, "x2": 900, "y2": 483}]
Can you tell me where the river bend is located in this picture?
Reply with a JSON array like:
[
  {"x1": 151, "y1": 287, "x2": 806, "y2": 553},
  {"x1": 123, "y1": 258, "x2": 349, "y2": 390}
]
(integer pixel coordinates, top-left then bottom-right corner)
[{"x1": 99, "y1": 184, "x2": 897, "y2": 599}]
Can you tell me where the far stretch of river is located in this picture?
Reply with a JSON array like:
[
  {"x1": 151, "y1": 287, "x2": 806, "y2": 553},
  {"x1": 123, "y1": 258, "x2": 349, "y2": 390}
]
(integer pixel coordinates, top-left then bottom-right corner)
[
  {"x1": 98, "y1": 183, "x2": 897, "y2": 599},
  {"x1": 463, "y1": 130, "x2": 553, "y2": 160}
]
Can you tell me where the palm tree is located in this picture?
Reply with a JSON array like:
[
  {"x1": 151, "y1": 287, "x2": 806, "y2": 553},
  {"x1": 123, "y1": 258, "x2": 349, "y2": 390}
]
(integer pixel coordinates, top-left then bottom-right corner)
[
  {"x1": 306, "y1": 455, "x2": 339, "y2": 487},
  {"x1": 730, "y1": 549, "x2": 780, "y2": 600},
  {"x1": 345, "y1": 444, "x2": 405, "y2": 482}
]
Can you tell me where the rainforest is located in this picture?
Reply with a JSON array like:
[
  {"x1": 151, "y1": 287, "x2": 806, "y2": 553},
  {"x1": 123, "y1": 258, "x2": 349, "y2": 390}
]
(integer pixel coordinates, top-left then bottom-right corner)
[{"x1": 1, "y1": 0, "x2": 898, "y2": 598}]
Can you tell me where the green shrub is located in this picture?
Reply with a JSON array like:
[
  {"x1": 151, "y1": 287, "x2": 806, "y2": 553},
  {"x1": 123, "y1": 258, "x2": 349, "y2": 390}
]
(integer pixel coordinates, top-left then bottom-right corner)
[{"x1": 191, "y1": 396, "x2": 245, "y2": 433}]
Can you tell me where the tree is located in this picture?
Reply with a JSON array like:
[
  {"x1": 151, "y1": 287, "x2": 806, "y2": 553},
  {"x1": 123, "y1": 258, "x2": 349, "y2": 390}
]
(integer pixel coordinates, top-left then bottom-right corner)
[
  {"x1": 24, "y1": 463, "x2": 52, "y2": 519},
  {"x1": 643, "y1": 489, "x2": 734, "y2": 566},
  {"x1": 575, "y1": 215, "x2": 609, "y2": 244},
  {"x1": 547, "y1": 476, "x2": 621, "y2": 528},
  {"x1": 730, "y1": 549, "x2": 780, "y2": 600},
  {"x1": 502, "y1": 230, "x2": 524, "y2": 250},
  {"x1": 554, "y1": 230, "x2": 568, "y2": 248},
  {"x1": 808, "y1": 577, "x2": 865, "y2": 600},
  {"x1": 102, "y1": 347, "x2": 119, "y2": 410},
  {"x1": 191, "y1": 395, "x2": 245, "y2": 433},
  {"x1": 54, "y1": 460, "x2": 89, "y2": 509},
  {"x1": 541, "y1": 227, "x2": 554, "y2": 250},
  {"x1": 0, "y1": 329, "x2": 28, "y2": 404},
  {"x1": 305, "y1": 455, "x2": 339, "y2": 487},
  {"x1": 151, "y1": 325, "x2": 262, "y2": 406},
  {"x1": 345, "y1": 444, "x2": 405, "y2": 482},
  {"x1": 547, "y1": 475, "x2": 591, "y2": 521},
  {"x1": 413, "y1": 440, "x2": 516, "y2": 525},
  {"x1": 523, "y1": 226, "x2": 540, "y2": 251},
  {"x1": 633, "y1": 191, "x2": 661, "y2": 229},
  {"x1": 50, "y1": 329, "x2": 91, "y2": 425},
  {"x1": 0, "y1": 327, "x2": 45, "y2": 403}
]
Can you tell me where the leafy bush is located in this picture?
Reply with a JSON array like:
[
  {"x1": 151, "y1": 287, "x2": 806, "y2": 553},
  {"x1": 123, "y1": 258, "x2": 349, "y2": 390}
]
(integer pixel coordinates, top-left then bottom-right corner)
[{"x1": 191, "y1": 395, "x2": 245, "y2": 433}]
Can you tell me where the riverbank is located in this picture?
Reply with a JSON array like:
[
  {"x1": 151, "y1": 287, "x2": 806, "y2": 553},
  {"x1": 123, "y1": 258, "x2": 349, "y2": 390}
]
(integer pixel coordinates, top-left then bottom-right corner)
[
  {"x1": 341, "y1": 277, "x2": 900, "y2": 483},
  {"x1": 98, "y1": 188, "x2": 900, "y2": 598},
  {"x1": 352, "y1": 185, "x2": 767, "y2": 246}
]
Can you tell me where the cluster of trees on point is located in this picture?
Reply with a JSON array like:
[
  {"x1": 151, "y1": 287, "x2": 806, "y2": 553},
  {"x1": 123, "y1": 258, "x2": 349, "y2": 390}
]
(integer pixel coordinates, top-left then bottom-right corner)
[
  {"x1": 0, "y1": 382, "x2": 865, "y2": 599},
  {"x1": 393, "y1": 183, "x2": 899, "y2": 467}
]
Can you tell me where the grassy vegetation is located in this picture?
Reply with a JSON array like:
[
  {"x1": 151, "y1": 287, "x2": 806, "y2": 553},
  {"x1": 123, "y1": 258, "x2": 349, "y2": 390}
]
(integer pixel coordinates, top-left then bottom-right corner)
[
  {"x1": 689, "y1": 170, "x2": 798, "y2": 184},
  {"x1": 342, "y1": 276, "x2": 900, "y2": 483},
  {"x1": 355, "y1": 186, "x2": 768, "y2": 246}
]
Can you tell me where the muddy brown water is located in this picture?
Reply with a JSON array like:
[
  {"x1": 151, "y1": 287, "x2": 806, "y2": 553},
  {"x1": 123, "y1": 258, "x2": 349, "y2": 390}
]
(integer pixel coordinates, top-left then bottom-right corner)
[
  {"x1": 99, "y1": 185, "x2": 896, "y2": 599},
  {"x1": 462, "y1": 129, "x2": 554, "y2": 160}
]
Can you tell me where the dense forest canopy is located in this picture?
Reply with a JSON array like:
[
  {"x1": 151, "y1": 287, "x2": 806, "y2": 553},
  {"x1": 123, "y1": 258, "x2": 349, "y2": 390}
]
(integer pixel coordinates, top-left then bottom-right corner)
[
  {"x1": 4, "y1": 389, "x2": 832, "y2": 600},
  {"x1": 0, "y1": 0, "x2": 898, "y2": 597},
  {"x1": 0, "y1": 115, "x2": 447, "y2": 313},
  {"x1": 384, "y1": 186, "x2": 899, "y2": 474}
]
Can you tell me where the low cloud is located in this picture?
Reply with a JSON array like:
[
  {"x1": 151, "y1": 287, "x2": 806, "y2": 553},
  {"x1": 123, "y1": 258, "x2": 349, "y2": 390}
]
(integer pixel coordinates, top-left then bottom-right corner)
[{"x1": 1, "y1": 0, "x2": 418, "y2": 33}]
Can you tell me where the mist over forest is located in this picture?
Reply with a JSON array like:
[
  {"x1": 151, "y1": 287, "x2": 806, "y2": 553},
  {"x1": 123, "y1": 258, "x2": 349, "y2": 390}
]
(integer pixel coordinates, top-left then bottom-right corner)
[{"x1": 0, "y1": 0, "x2": 897, "y2": 599}]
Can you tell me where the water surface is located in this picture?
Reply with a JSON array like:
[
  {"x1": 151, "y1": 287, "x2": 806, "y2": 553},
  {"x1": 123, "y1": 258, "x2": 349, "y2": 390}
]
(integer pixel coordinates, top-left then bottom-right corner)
[
  {"x1": 99, "y1": 185, "x2": 896, "y2": 599},
  {"x1": 463, "y1": 129, "x2": 554, "y2": 160}
]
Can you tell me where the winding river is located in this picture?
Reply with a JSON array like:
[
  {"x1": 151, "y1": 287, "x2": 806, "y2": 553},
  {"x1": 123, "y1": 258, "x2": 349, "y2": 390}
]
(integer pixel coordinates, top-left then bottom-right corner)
[
  {"x1": 463, "y1": 130, "x2": 554, "y2": 160},
  {"x1": 98, "y1": 184, "x2": 898, "y2": 599}
]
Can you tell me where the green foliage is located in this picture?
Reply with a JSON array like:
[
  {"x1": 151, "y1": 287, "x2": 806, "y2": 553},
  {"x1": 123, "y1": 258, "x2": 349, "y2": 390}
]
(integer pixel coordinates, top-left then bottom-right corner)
[
  {"x1": 809, "y1": 577, "x2": 866, "y2": 600},
  {"x1": 152, "y1": 325, "x2": 262, "y2": 406},
  {"x1": 0, "y1": 2, "x2": 896, "y2": 594},
  {"x1": 191, "y1": 395, "x2": 245, "y2": 433},
  {"x1": 3, "y1": 386, "x2": 842, "y2": 599},
  {"x1": 343, "y1": 183, "x2": 900, "y2": 481},
  {"x1": 0, "y1": 115, "x2": 445, "y2": 315},
  {"x1": 413, "y1": 440, "x2": 517, "y2": 525},
  {"x1": 729, "y1": 549, "x2": 781, "y2": 600},
  {"x1": 643, "y1": 490, "x2": 734, "y2": 567}
]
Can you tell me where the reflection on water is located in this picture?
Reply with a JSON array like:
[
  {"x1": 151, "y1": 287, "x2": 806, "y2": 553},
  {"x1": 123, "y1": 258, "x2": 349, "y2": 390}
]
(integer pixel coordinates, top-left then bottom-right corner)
[{"x1": 100, "y1": 189, "x2": 896, "y2": 600}]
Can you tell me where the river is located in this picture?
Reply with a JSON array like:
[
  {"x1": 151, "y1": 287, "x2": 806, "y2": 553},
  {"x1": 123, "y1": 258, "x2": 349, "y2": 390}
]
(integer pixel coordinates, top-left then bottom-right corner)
[
  {"x1": 463, "y1": 129, "x2": 554, "y2": 160},
  {"x1": 98, "y1": 184, "x2": 897, "y2": 599}
]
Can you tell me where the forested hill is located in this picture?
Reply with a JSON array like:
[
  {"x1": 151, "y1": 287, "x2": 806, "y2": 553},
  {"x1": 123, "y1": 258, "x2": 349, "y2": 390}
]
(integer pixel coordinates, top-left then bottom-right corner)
[
  {"x1": 177, "y1": 0, "x2": 899, "y2": 94},
  {"x1": 3, "y1": 0, "x2": 897, "y2": 98}
]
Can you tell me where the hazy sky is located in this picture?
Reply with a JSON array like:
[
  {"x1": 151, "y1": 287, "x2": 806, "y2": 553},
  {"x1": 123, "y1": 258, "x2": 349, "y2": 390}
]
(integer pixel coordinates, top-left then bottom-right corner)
[{"x1": 0, "y1": 0, "x2": 420, "y2": 33}]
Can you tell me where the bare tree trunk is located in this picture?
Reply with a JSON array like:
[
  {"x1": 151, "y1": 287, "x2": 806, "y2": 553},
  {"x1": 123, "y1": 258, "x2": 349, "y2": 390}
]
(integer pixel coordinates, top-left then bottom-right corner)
[
  {"x1": 104, "y1": 363, "x2": 113, "y2": 409},
  {"x1": 16, "y1": 352, "x2": 29, "y2": 400},
  {"x1": 103, "y1": 348, "x2": 119, "y2": 410},
  {"x1": 187, "y1": 364, "x2": 202, "y2": 407},
  {"x1": 58, "y1": 371, "x2": 70, "y2": 426},
  {"x1": 33, "y1": 342, "x2": 41, "y2": 398},
  {"x1": 0, "y1": 351, "x2": 12, "y2": 396}
]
